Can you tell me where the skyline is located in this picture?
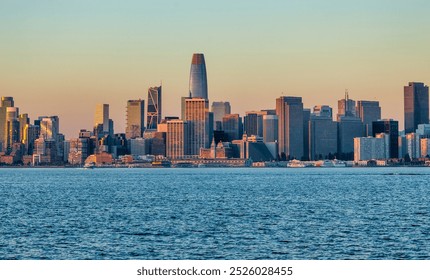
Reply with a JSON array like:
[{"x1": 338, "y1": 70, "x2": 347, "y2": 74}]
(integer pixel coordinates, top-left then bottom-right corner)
[{"x1": 2, "y1": 1, "x2": 430, "y2": 137}]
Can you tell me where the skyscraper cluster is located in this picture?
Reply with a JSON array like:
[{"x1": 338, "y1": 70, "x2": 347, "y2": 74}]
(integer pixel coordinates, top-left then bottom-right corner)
[{"x1": 1, "y1": 54, "x2": 429, "y2": 166}]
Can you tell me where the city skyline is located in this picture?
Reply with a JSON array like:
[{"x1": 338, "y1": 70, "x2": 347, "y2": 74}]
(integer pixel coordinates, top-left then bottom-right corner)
[{"x1": 2, "y1": 1, "x2": 430, "y2": 137}]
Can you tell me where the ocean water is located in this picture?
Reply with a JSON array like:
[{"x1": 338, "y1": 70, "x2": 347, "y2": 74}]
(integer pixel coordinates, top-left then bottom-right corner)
[{"x1": 0, "y1": 167, "x2": 429, "y2": 260}]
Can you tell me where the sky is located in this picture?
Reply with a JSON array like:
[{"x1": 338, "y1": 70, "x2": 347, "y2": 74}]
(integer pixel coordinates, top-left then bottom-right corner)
[{"x1": 1, "y1": 0, "x2": 430, "y2": 137}]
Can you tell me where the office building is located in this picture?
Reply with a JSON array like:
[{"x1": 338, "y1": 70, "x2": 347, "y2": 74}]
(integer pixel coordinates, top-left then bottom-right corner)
[
  {"x1": 94, "y1": 104, "x2": 109, "y2": 133},
  {"x1": 404, "y1": 82, "x2": 429, "y2": 133},
  {"x1": 211, "y1": 101, "x2": 231, "y2": 130},
  {"x1": 356, "y1": 101, "x2": 381, "y2": 136},
  {"x1": 222, "y1": 114, "x2": 242, "y2": 142},
  {"x1": 166, "y1": 120, "x2": 188, "y2": 159},
  {"x1": 338, "y1": 116, "x2": 364, "y2": 159},
  {"x1": 39, "y1": 116, "x2": 59, "y2": 141},
  {"x1": 189, "y1": 53, "x2": 208, "y2": 99},
  {"x1": 309, "y1": 114, "x2": 338, "y2": 160},
  {"x1": 337, "y1": 91, "x2": 356, "y2": 120},
  {"x1": 263, "y1": 115, "x2": 278, "y2": 143},
  {"x1": 312, "y1": 105, "x2": 333, "y2": 118},
  {"x1": 0, "y1": 97, "x2": 15, "y2": 151},
  {"x1": 184, "y1": 98, "x2": 213, "y2": 155},
  {"x1": 276, "y1": 96, "x2": 304, "y2": 159},
  {"x1": 354, "y1": 136, "x2": 386, "y2": 161},
  {"x1": 147, "y1": 86, "x2": 162, "y2": 130},
  {"x1": 126, "y1": 99, "x2": 145, "y2": 139},
  {"x1": 372, "y1": 119, "x2": 399, "y2": 158}
]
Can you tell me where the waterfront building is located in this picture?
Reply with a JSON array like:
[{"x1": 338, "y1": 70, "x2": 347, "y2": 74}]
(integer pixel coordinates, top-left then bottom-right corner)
[
  {"x1": 406, "y1": 133, "x2": 420, "y2": 159},
  {"x1": 211, "y1": 101, "x2": 231, "y2": 130},
  {"x1": 372, "y1": 119, "x2": 399, "y2": 158},
  {"x1": 263, "y1": 115, "x2": 278, "y2": 143},
  {"x1": 222, "y1": 114, "x2": 242, "y2": 142},
  {"x1": 126, "y1": 99, "x2": 145, "y2": 139},
  {"x1": 398, "y1": 134, "x2": 407, "y2": 159},
  {"x1": 147, "y1": 86, "x2": 162, "y2": 130},
  {"x1": 129, "y1": 138, "x2": 147, "y2": 156},
  {"x1": 184, "y1": 98, "x2": 213, "y2": 156},
  {"x1": 276, "y1": 96, "x2": 304, "y2": 160},
  {"x1": 356, "y1": 101, "x2": 381, "y2": 136},
  {"x1": 166, "y1": 120, "x2": 188, "y2": 159},
  {"x1": 68, "y1": 137, "x2": 91, "y2": 165},
  {"x1": 404, "y1": 82, "x2": 429, "y2": 133},
  {"x1": 230, "y1": 135, "x2": 275, "y2": 162},
  {"x1": 94, "y1": 104, "x2": 109, "y2": 134},
  {"x1": 309, "y1": 114, "x2": 338, "y2": 160},
  {"x1": 5, "y1": 107, "x2": 19, "y2": 152},
  {"x1": 337, "y1": 115, "x2": 364, "y2": 159},
  {"x1": 354, "y1": 136, "x2": 386, "y2": 161},
  {"x1": 18, "y1": 113, "x2": 29, "y2": 143},
  {"x1": 189, "y1": 53, "x2": 208, "y2": 99}
]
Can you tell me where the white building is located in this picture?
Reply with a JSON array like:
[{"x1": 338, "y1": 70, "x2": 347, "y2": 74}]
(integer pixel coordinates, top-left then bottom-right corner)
[{"x1": 354, "y1": 136, "x2": 386, "y2": 161}]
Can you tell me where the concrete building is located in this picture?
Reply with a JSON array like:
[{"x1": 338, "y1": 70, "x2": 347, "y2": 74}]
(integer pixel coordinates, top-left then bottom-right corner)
[
  {"x1": 420, "y1": 138, "x2": 430, "y2": 158},
  {"x1": 404, "y1": 82, "x2": 429, "y2": 133},
  {"x1": 337, "y1": 91, "x2": 356, "y2": 120},
  {"x1": 312, "y1": 105, "x2": 333, "y2": 118},
  {"x1": 276, "y1": 96, "x2": 304, "y2": 160},
  {"x1": 129, "y1": 138, "x2": 147, "y2": 156}
]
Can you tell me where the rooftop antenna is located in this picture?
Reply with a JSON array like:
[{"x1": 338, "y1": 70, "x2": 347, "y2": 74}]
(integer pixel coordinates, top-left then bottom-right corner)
[{"x1": 345, "y1": 89, "x2": 349, "y2": 100}]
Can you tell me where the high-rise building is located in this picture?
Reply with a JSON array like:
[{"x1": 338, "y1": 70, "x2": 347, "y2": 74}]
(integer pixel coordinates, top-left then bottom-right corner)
[
  {"x1": 244, "y1": 111, "x2": 262, "y2": 137},
  {"x1": 6, "y1": 107, "x2": 19, "y2": 151},
  {"x1": 184, "y1": 98, "x2": 213, "y2": 155},
  {"x1": 126, "y1": 99, "x2": 145, "y2": 139},
  {"x1": 372, "y1": 119, "x2": 399, "y2": 159},
  {"x1": 189, "y1": 53, "x2": 208, "y2": 99},
  {"x1": 263, "y1": 115, "x2": 278, "y2": 143},
  {"x1": 356, "y1": 101, "x2": 381, "y2": 136},
  {"x1": 222, "y1": 114, "x2": 242, "y2": 142},
  {"x1": 404, "y1": 82, "x2": 429, "y2": 133},
  {"x1": 211, "y1": 101, "x2": 231, "y2": 130},
  {"x1": 303, "y1": 109, "x2": 311, "y2": 161},
  {"x1": 147, "y1": 86, "x2": 162, "y2": 130},
  {"x1": 18, "y1": 113, "x2": 29, "y2": 143},
  {"x1": 166, "y1": 120, "x2": 189, "y2": 159},
  {"x1": 337, "y1": 91, "x2": 356, "y2": 120},
  {"x1": 309, "y1": 114, "x2": 338, "y2": 160},
  {"x1": 0, "y1": 97, "x2": 15, "y2": 151},
  {"x1": 337, "y1": 115, "x2": 364, "y2": 159},
  {"x1": 276, "y1": 96, "x2": 304, "y2": 159},
  {"x1": 94, "y1": 104, "x2": 109, "y2": 133},
  {"x1": 39, "y1": 116, "x2": 59, "y2": 141}
]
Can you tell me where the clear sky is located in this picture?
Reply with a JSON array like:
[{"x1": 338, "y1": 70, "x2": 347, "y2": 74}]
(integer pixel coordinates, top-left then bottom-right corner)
[{"x1": 1, "y1": 0, "x2": 430, "y2": 137}]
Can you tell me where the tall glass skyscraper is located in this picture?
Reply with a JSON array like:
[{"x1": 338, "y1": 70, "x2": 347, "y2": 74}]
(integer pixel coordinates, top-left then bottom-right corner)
[
  {"x1": 147, "y1": 86, "x2": 162, "y2": 130},
  {"x1": 189, "y1": 53, "x2": 208, "y2": 99}
]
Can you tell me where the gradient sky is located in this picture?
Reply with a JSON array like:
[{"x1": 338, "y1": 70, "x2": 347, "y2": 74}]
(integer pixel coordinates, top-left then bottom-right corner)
[{"x1": 1, "y1": 0, "x2": 430, "y2": 137}]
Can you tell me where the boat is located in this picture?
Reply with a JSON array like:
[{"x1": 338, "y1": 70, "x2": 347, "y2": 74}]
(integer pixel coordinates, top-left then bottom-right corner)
[
  {"x1": 83, "y1": 162, "x2": 95, "y2": 169},
  {"x1": 318, "y1": 159, "x2": 346, "y2": 167},
  {"x1": 287, "y1": 159, "x2": 305, "y2": 168}
]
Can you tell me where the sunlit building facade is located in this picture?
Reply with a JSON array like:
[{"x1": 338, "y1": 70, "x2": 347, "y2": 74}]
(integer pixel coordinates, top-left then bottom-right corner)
[{"x1": 126, "y1": 99, "x2": 145, "y2": 139}]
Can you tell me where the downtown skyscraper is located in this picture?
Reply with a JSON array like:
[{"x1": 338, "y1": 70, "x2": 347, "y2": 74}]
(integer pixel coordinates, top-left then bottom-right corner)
[
  {"x1": 404, "y1": 82, "x2": 429, "y2": 133},
  {"x1": 147, "y1": 86, "x2": 162, "y2": 130},
  {"x1": 126, "y1": 99, "x2": 145, "y2": 139}
]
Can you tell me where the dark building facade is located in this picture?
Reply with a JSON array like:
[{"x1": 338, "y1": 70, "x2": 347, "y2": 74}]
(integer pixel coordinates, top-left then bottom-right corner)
[
  {"x1": 404, "y1": 82, "x2": 429, "y2": 133},
  {"x1": 147, "y1": 86, "x2": 162, "y2": 130},
  {"x1": 372, "y1": 119, "x2": 399, "y2": 159},
  {"x1": 356, "y1": 100, "x2": 381, "y2": 136}
]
